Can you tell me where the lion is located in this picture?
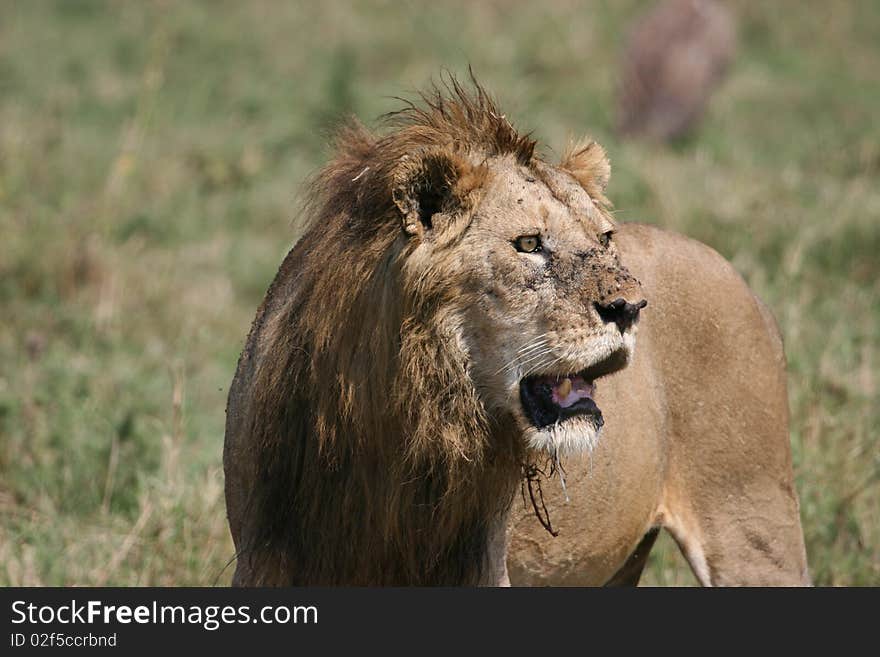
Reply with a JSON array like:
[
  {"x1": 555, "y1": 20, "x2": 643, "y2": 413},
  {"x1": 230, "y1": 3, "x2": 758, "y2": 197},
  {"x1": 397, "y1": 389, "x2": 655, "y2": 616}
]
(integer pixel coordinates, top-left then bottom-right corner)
[{"x1": 223, "y1": 77, "x2": 809, "y2": 586}]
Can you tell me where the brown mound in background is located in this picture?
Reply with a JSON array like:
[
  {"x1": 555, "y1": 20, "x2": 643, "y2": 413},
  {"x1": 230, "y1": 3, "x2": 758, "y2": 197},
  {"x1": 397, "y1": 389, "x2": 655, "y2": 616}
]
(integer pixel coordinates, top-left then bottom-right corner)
[{"x1": 616, "y1": 0, "x2": 737, "y2": 142}]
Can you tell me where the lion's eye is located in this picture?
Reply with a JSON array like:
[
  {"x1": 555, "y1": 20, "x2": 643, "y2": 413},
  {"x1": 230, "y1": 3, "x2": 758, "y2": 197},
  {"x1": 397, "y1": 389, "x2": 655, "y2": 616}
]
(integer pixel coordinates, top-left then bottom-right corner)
[
  {"x1": 599, "y1": 231, "x2": 613, "y2": 248},
  {"x1": 514, "y1": 235, "x2": 542, "y2": 253}
]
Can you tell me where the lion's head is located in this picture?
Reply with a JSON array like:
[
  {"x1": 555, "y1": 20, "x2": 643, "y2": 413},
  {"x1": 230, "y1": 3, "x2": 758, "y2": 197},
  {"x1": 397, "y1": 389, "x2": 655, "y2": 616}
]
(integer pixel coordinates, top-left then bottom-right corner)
[
  {"x1": 231, "y1": 77, "x2": 645, "y2": 584},
  {"x1": 389, "y1": 92, "x2": 645, "y2": 460}
]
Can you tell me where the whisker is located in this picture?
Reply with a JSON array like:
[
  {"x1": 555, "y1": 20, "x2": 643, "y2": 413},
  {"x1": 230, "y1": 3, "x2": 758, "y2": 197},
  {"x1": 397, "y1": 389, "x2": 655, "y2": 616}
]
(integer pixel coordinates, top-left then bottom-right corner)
[
  {"x1": 519, "y1": 351, "x2": 559, "y2": 379},
  {"x1": 511, "y1": 343, "x2": 550, "y2": 363},
  {"x1": 522, "y1": 352, "x2": 566, "y2": 380},
  {"x1": 508, "y1": 348, "x2": 554, "y2": 377},
  {"x1": 510, "y1": 342, "x2": 549, "y2": 363},
  {"x1": 515, "y1": 333, "x2": 551, "y2": 353},
  {"x1": 516, "y1": 339, "x2": 548, "y2": 355},
  {"x1": 493, "y1": 341, "x2": 550, "y2": 376},
  {"x1": 512, "y1": 348, "x2": 553, "y2": 370}
]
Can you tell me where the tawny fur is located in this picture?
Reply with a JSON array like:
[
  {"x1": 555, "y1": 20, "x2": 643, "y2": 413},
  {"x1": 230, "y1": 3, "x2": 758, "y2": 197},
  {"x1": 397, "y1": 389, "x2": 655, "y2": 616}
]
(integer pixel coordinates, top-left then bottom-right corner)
[
  {"x1": 559, "y1": 139, "x2": 612, "y2": 208},
  {"x1": 507, "y1": 223, "x2": 810, "y2": 586}
]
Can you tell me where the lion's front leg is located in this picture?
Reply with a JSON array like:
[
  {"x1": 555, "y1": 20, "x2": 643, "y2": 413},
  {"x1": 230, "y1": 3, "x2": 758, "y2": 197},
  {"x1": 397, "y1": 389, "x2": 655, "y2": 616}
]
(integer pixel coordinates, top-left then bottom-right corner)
[
  {"x1": 660, "y1": 477, "x2": 811, "y2": 586},
  {"x1": 482, "y1": 511, "x2": 512, "y2": 587}
]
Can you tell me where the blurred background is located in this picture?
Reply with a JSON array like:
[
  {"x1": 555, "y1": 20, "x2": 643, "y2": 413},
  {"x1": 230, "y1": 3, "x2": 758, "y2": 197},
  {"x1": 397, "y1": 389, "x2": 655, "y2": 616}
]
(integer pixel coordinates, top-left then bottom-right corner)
[{"x1": 1, "y1": 0, "x2": 877, "y2": 586}]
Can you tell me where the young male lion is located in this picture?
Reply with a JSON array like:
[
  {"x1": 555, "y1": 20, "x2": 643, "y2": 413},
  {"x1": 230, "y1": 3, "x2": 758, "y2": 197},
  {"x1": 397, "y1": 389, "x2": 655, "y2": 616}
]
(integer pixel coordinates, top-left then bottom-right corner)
[{"x1": 223, "y1": 78, "x2": 809, "y2": 586}]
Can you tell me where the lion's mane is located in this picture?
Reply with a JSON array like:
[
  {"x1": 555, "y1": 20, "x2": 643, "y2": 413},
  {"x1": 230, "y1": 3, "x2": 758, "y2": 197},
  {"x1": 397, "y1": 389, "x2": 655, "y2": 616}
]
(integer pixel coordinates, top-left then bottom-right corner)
[{"x1": 234, "y1": 79, "x2": 536, "y2": 585}]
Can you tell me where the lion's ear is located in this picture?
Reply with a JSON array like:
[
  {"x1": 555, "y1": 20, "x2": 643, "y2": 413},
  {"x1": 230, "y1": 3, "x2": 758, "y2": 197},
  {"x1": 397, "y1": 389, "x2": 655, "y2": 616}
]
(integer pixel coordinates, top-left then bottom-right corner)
[
  {"x1": 392, "y1": 149, "x2": 485, "y2": 237},
  {"x1": 559, "y1": 138, "x2": 611, "y2": 203}
]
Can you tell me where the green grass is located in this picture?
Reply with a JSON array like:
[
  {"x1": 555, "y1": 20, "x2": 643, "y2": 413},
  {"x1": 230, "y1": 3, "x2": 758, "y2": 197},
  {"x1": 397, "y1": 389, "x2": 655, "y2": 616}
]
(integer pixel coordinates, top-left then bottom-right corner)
[{"x1": 1, "y1": 0, "x2": 877, "y2": 586}]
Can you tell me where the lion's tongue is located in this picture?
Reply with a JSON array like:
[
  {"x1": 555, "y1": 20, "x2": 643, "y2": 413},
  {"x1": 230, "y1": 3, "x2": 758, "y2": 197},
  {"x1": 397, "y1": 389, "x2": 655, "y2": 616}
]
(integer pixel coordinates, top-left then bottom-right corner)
[{"x1": 546, "y1": 375, "x2": 594, "y2": 408}]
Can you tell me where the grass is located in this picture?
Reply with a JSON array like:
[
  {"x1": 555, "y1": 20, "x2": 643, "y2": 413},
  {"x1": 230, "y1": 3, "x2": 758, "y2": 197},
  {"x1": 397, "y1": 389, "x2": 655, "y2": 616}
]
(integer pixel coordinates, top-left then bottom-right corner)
[{"x1": 0, "y1": 0, "x2": 877, "y2": 586}]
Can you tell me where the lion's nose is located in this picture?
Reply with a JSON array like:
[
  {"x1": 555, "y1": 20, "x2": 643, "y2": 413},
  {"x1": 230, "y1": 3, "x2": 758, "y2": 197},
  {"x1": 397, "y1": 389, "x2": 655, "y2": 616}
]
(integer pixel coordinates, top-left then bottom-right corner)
[{"x1": 594, "y1": 298, "x2": 647, "y2": 334}]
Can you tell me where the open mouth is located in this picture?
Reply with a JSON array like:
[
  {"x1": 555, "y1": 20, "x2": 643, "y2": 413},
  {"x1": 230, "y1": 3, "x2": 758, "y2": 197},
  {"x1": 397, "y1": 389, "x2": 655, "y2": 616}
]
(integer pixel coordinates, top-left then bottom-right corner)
[{"x1": 518, "y1": 348, "x2": 629, "y2": 430}]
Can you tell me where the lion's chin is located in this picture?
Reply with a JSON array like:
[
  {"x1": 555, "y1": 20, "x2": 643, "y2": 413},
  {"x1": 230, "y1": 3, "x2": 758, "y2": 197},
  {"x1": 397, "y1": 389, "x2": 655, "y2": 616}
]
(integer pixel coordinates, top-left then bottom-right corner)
[{"x1": 523, "y1": 416, "x2": 603, "y2": 457}]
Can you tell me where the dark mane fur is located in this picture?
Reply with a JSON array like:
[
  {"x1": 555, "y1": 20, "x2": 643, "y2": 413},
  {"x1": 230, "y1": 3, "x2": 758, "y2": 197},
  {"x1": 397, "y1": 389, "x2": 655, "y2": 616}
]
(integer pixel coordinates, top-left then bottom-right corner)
[{"x1": 230, "y1": 77, "x2": 532, "y2": 585}]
